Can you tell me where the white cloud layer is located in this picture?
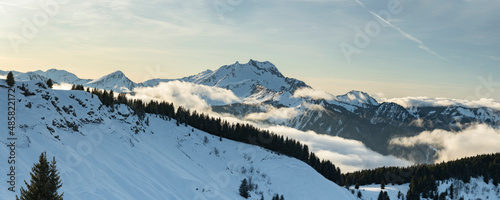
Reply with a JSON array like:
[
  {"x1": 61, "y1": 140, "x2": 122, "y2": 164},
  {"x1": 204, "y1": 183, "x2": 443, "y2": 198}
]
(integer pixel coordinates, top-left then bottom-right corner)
[
  {"x1": 265, "y1": 126, "x2": 412, "y2": 172},
  {"x1": 383, "y1": 96, "x2": 500, "y2": 110},
  {"x1": 131, "y1": 81, "x2": 240, "y2": 111},
  {"x1": 244, "y1": 106, "x2": 299, "y2": 124},
  {"x1": 293, "y1": 87, "x2": 334, "y2": 100},
  {"x1": 390, "y1": 124, "x2": 500, "y2": 163},
  {"x1": 130, "y1": 83, "x2": 413, "y2": 172},
  {"x1": 52, "y1": 83, "x2": 73, "y2": 90}
]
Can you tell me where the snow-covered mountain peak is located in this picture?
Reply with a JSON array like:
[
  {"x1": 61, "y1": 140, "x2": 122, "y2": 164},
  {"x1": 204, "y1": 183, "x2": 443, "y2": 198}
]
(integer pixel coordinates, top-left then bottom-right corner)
[
  {"x1": 102, "y1": 70, "x2": 126, "y2": 79},
  {"x1": 175, "y1": 60, "x2": 308, "y2": 101},
  {"x1": 248, "y1": 59, "x2": 283, "y2": 78},
  {"x1": 336, "y1": 90, "x2": 379, "y2": 107},
  {"x1": 41, "y1": 69, "x2": 88, "y2": 84},
  {"x1": 87, "y1": 70, "x2": 136, "y2": 92}
]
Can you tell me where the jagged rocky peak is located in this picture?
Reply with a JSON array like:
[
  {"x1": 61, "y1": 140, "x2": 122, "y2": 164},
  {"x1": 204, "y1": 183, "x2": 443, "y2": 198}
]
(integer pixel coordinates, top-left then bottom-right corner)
[
  {"x1": 248, "y1": 59, "x2": 283, "y2": 77},
  {"x1": 218, "y1": 59, "x2": 284, "y2": 78}
]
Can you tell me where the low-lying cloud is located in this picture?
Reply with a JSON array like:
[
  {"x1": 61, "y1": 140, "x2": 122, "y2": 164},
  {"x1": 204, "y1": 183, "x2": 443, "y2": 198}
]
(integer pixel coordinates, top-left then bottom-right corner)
[
  {"x1": 130, "y1": 83, "x2": 416, "y2": 172},
  {"x1": 265, "y1": 126, "x2": 412, "y2": 173},
  {"x1": 52, "y1": 83, "x2": 73, "y2": 90},
  {"x1": 207, "y1": 111, "x2": 413, "y2": 173},
  {"x1": 131, "y1": 81, "x2": 240, "y2": 111},
  {"x1": 383, "y1": 96, "x2": 500, "y2": 110},
  {"x1": 244, "y1": 106, "x2": 299, "y2": 124},
  {"x1": 390, "y1": 124, "x2": 500, "y2": 163},
  {"x1": 293, "y1": 87, "x2": 334, "y2": 100}
]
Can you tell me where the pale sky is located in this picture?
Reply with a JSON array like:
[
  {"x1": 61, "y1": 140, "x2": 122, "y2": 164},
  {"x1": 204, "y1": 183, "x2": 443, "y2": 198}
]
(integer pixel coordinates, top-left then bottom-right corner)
[{"x1": 1, "y1": 0, "x2": 499, "y2": 100}]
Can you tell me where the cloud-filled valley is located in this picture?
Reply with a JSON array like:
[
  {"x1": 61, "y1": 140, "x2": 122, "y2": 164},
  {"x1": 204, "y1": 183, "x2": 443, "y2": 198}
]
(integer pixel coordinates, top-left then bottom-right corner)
[
  {"x1": 131, "y1": 81, "x2": 241, "y2": 112},
  {"x1": 128, "y1": 81, "x2": 414, "y2": 172}
]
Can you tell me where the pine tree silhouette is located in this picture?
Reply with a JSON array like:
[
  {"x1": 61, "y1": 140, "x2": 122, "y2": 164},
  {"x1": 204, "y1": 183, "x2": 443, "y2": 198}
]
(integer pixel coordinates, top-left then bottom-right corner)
[
  {"x1": 17, "y1": 152, "x2": 63, "y2": 200},
  {"x1": 239, "y1": 179, "x2": 250, "y2": 198},
  {"x1": 6, "y1": 71, "x2": 15, "y2": 87},
  {"x1": 46, "y1": 79, "x2": 53, "y2": 89}
]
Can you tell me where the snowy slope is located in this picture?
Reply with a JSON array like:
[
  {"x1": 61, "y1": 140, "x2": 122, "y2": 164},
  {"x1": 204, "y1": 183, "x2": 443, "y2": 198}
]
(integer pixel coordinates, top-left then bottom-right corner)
[
  {"x1": 351, "y1": 177, "x2": 500, "y2": 200},
  {"x1": 0, "y1": 80, "x2": 356, "y2": 200},
  {"x1": 349, "y1": 183, "x2": 409, "y2": 200},
  {"x1": 434, "y1": 177, "x2": 500, "y2": 200}
]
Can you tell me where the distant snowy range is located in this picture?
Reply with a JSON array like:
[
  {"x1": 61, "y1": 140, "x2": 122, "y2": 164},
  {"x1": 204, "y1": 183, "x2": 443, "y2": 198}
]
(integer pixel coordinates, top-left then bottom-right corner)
[{"x1": 1, "y1": 60, "x2": 500, "y2": 199}]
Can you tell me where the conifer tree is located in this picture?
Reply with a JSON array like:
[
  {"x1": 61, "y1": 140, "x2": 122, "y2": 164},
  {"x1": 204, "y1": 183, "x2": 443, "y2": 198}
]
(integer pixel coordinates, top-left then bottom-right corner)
[
  {"x1": 48, "y1": 157, "x2": 63, "y2": 199},
  {"x1": 6, "y1": 71, "x2": 15, "y2": 86},
  {"x1": 17, "y1": 152, "x2": 63, "y2": 200},
  {"x1": 239, "y1": 179, "x2": 250, "y2": 198},
  {"x1": 449, "y1": 184, "x2": 454, "y2": 199},
  {"x1": 378, "y1": 191, "x2": 384, "y2": 200},
  {"x1": 46, "y1": 79, "x2": 53, "y2": 89}
]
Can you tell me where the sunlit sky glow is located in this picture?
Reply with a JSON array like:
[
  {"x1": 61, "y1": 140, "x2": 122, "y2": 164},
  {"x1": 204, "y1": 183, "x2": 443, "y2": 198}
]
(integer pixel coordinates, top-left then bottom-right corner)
[{"x1": 1, "y1": 0, "x2": 499, "y2": 99}]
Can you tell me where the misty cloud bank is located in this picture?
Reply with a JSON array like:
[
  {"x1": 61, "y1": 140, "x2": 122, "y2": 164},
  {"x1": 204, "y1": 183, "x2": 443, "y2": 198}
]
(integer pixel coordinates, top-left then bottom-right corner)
[
  {"x1": 52, "y1": 83, "x2": 73, "y2": 90},
  {"x1": 390, "y1": 124, "x2": 500, "y2": 163},
  {"x1": 129, "y1": 83, "x2": 500, "y2": 172},
  {"x1": 130, "y1": 82, "x2": 413, "y2": 172},
  {"x1": 244, "y1": 106, "x2": 299, "y2": 124},
  {"x1": 293, "y1": 87, "x2": 334, "y2": 100},
  {"x1": 131, "y1": 81, "x2": 240, "y2": 111},
  {"x1": 265, "y1": 126, "x2": 412, "y2": 173}
]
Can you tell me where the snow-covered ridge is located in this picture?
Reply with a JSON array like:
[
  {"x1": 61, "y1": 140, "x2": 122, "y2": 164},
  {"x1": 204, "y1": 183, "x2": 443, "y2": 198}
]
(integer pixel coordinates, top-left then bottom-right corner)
[
  {"x1": 0, "y1": 80, "x2": 357, "y2": 200},
  {"x1": 335, "y1": 90, "x2": 379, "y2": 108},
  {"x1": 1, "y1": 60, "x2": 381, "y2": 108}
]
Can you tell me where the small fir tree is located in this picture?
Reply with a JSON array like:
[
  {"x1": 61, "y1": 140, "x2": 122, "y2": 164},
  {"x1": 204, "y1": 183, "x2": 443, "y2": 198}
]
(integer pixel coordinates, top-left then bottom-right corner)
[
  {"x1": 17, "y1": 152, "x2": 63, "y2": 200},
  {"x1": 6, "y1": 71, "x2": 15, "y2": 86},
  {"x1": 46, "y1": 79, "x2": 53, "y2": 89},
  {"x1": 239, "y1": 179, "x2": 250, "y2": 198}
]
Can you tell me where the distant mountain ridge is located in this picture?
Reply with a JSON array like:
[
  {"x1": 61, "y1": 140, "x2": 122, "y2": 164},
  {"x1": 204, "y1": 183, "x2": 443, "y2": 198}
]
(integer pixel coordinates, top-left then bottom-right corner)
[{"x1": 3, "y1": 60, "x2": 500, "y2": 163}]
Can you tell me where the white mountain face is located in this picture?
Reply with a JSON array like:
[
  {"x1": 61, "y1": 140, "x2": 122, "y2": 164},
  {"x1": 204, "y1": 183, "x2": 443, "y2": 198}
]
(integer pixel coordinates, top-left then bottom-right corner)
[
  {"x1": 172, "y1": 60, "x2": 310, "y2": 105},
  {"x1": 0, "y1": 80, "x2": 357, "y2": 200},
  {"x1": 33, "y1": 69, "x2": 91, "y2": 85},
  {"x1": 86, "y1": 70, "x2": 137, "y2": 93},
  {"x1": 334, "y1": 90, "x2": 378, "y2": 108}
]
